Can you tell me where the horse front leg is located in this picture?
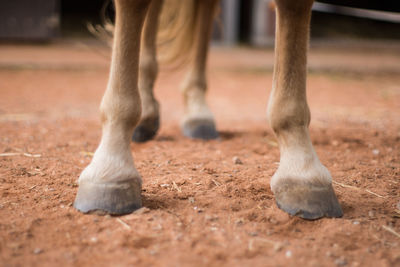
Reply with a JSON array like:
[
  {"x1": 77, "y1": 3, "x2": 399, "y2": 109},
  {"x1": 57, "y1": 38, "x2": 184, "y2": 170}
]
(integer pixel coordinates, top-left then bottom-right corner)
[
  {"x1": 181, "y1": 0, "x2": 219, "y2": 140},
  {"x1": 132, "y1": 0, "x2": 163, "y2": 142},
  {"x1": 268, "y1": 0, "x2": 343, "y2": 219},
  {"x1": 74, "y1": 0, "x2": 151, "y2": 214}
]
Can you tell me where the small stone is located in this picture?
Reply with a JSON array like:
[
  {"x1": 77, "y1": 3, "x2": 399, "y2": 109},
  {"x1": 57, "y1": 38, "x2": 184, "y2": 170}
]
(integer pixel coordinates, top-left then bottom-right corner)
[
  {"x1": 233, "y1": 156, "x2": 243, "y2": 165},
  {"x1": 368, "y1": 210, "x2": 375, "y2": 218},
  {"x1": 249, "y1": 232, "x2": 258, "y2": 237},
  {"x1": 235, "y1": 218, "x2": 244, "y2": 225},
  {"x1": 205, "y1": 215, "x2": 219, "y2": 221},
  {"x1": 269, "y1": 218, "x2": 278, "y2": 225},
  {"x1": 372, "y1": 149, "x2": 380, "y2": 155},
  {"x1": 175, "y1": 233, "x2": 183, "y2": 241},
  {"x1": 193, "y1": 207, "x2": 203, "y2": 213},
  {"x1": 90, "y1": 237, "x2": 98, "y2": 243},
  {"x1": 352, "y1": 221, "x2": 360, "y2": 225},
  {"x1": 153, "y1": 224, "x2": 162, "y2": 230},
  {"x1": 285, "y1": 250, "x2": 292, "y2": 258},
  {"x1": 33, "y1": 248, "x2": 42, "y2": 254},
  {"x1": 188, "y1": 197, "x2": 195, "y2": 204},
  {"x1": 335, "y1": 257, "x2": 347, "y2": 266},
  {"x1": 134, "y1": 207, "x2": 150, "y2": 214},
  {"x1": 273, "y1": 243, "x2": 283, "y2": 252}
]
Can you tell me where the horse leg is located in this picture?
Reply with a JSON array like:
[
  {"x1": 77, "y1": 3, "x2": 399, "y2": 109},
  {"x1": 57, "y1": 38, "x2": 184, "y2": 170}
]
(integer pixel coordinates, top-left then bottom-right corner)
[
  {"x1": 268, "y1": 0, "x2": 342, "y2": 219},
  {"x1": 132, "y1": 0, "x2": 163, "y2": 142},
  {"x1": 74, "y1": 0, "x2": 151, "y2": 214},
  {"x1": 181, "y1": 0, "x2": 219, "y2": 140}
]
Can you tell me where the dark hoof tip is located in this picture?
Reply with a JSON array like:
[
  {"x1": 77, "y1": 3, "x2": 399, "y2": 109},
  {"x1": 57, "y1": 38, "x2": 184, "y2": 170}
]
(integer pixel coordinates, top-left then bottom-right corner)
[
  {"x1": 183, "y1": 119, "x2": 218, "y2": 140},
  {"x1": 132, "y1": 117, "x2": 160, "y2": 143},
  {"x1": 74, "y1": 180, "x2": 142, "y2": 215},
  {"x1": 274, "y1": 180, "x2": 343, "y2": 220}
]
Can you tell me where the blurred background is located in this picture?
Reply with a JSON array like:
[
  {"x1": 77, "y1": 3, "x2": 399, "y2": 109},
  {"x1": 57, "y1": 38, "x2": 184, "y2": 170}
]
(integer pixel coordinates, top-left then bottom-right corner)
[
  {"x1": 0, "y1": 0, "x2": 400, "y2": 44},
  {"x1": 0, "y1": 0, "x2": 400, "y2": 125}
]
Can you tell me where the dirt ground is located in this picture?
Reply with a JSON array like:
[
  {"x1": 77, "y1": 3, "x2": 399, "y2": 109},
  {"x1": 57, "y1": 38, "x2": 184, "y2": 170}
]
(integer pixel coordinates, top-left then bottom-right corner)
[{"x1": 0, "y1": 40, "x2": 400, "y2": 267}]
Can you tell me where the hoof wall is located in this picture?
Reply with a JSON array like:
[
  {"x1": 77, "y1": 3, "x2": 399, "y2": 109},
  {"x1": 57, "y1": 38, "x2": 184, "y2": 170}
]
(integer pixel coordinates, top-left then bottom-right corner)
[
  {"x1": 183, "y1": 119, "x2": 218, "y2": 140},
  {"x1": 74, "y1": 181, "x2": 142, "y2": 215},
  {"x1": 274, "y1": 179, "x2": 343, "y2": 220},
  {"x1": 132, "y1": 117, "x2": 160, "y2": 143}
]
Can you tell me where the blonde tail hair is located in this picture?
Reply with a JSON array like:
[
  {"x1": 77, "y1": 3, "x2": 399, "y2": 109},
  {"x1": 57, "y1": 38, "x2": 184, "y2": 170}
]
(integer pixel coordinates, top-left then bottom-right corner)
[
  {"x1": 157, "y1": 0, "x2": 202, "y2": 67},
  {"x1": 89, "y1": 0, "x2": 211, "y2": 67}
]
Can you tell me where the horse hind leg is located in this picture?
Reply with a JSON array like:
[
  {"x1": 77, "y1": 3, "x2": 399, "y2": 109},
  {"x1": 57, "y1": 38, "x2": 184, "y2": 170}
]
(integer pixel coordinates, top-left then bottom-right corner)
[
  {"x1": 268, "y1": 0, "x2": 342, "y2": 219},
  {"x1": 74, "y1": 0, "x2": 151, "y2": 214},
  {"x1": 132, "y1": 0, "x2": 164, "y2": 142},
  {"x1": 181, "y1": 0, "x2": 219, "y2": 140}
]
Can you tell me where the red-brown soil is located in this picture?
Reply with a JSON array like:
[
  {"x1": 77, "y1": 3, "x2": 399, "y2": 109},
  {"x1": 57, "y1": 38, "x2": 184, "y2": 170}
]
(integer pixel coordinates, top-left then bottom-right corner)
[{"x1": 0, "y1": 40, "x2": 399, "y2": 267}]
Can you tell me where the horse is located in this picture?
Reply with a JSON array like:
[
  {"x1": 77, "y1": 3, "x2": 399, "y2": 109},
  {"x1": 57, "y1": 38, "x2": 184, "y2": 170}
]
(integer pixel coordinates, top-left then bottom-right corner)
[{"x1": 73, "y1": 0, "x2": 343, "y2": 220}]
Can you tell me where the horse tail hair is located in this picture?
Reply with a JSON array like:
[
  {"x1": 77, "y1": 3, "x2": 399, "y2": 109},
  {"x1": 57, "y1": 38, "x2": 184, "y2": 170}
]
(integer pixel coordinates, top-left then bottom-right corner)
[
  {"x1": 157, "y1": 0, "x2": 201, "y2": 67},
  {"x1": 87, "y1": 0, "x2": 114, "y2": 47},
  {"x1": 88, "y1": 0, "x2": 214, "y2": 67}
]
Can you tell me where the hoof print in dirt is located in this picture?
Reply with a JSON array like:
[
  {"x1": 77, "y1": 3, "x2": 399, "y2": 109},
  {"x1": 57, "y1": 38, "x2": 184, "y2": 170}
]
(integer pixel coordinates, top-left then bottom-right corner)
[
  {"x1": 132, "y1": 117, "x2": 160, "y2": 143},
  {"x1": 274, "y1": 179, "x2": 343, "y2": 220},
  {"x1": 183, "y1": 119, "x2": 219, "y2": 140},
  {"x1": 74, "y1": 181, "x2": 142, "y2": 215}
]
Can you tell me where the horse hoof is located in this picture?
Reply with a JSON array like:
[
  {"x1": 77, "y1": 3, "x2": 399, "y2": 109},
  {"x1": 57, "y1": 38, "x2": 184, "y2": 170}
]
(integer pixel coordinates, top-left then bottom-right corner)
[
  {"x1": 132, "y1": 117, "x2": 160, "y2": 143},
  {"x1": 273, "y1": 178, "x2": 343, "y2": 220},
  {"x1": 74, "y1": 179, "x2": 142, "y2": 215},
  {"x1": 182, "y1": 119, "x2": 218, "y2": 140}
]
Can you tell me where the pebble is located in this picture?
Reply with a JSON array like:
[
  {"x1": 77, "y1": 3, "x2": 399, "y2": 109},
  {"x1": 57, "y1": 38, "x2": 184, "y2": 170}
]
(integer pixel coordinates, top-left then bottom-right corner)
[
  {"x1": 133, "y1": 207, "x2": 150, "y2": 214},
  {"x1": 33, "y1": 248, "x2": 42, "y2": 254},
  {"x1": 335, "y1": 257, "x2": 347, "y2": 266},
  {"x1": 285, "y1": 250, "x2": 292, "y2": 258},
  {"x1": 368, "y1": 210, "x2": 375, "y2": 218},
  {"x1": 235, "y1": 218, "x2": 244, "y2": 225},
  {"x1": 205, "y1": 215, "x2": 219, "y2": 221},
  {"x1": 372, "y1": 149, "x2": 380, "y2": 155},
  {"x1": 249, "y1": 232, "x2": 258, "y2": 237},
  {"x1": 352, "y1": 221, "x2": 360, "y2": 225},
  {"x1": 273, "y1": 243, "x2": 283, "y2": 252},
  {"x1": 233, "y1": 156, "x2": 243, "y2": 165},
  {"x1": 193, "y1": 207, "x2": 203, "y2": 213}
]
